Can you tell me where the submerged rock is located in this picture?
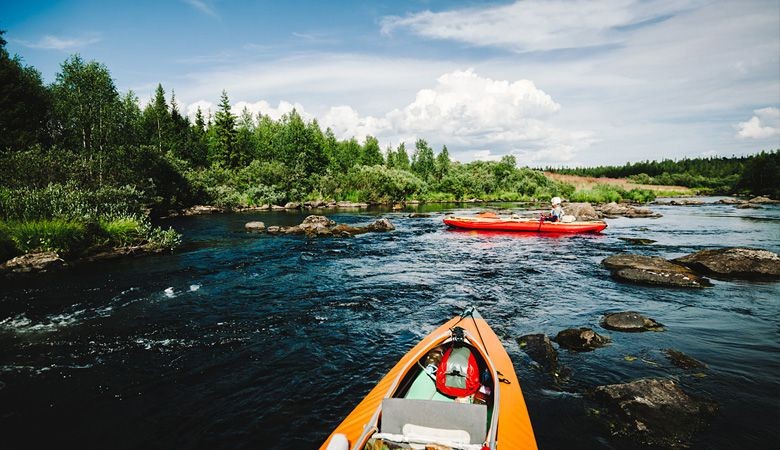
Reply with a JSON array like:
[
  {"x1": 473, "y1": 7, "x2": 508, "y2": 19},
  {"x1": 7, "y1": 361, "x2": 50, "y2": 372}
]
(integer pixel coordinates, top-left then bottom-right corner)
[
  {"x1": 517, "y1": 334, "x2": 569, "y2": 380},
  {"x1": 592, "y1": 378, "x2": 717, "y2": 448},
  {"x1": 602, "y1": 254, "x2": 710, "y2": 288},
  {"x1": 618, "y1": 237, "x2": 656, "y2": 245},
  {"x1": 736, "y1": 203, "x2": 762, "y2": 209},
  {"x1": 554, "y1": 328, "x2": 611, "y2": 352},
  {"x1": 717, "y1": 197, "x2": 746, "y2": 204},
  {"x1": 0, "y1": 251, "x2": 64, "y2": 274},
  {"x1": 563, "y1": 202, "x2": 599, "y2": 221},
  {"x1": 284, "y1": 202, "x2": 300, "y2": 209},
  {"x1": 407, "y1": 213, "x2": 431, "y2": 218},
  {"x1": 673, "y1": 247, "x2": 780, "y2": 279},
  {"x1": 664, "y1": 349, "x2": 707, "y2": 370},
  {"x1": 602, "y1": 312, "x2": 664, "y2": 332}
]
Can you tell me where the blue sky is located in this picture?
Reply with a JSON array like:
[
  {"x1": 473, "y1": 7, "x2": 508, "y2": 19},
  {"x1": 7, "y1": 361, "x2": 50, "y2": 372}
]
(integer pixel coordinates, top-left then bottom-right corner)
[{"x1": 3, "y1": 0, "x2": 779, "y2": 166}]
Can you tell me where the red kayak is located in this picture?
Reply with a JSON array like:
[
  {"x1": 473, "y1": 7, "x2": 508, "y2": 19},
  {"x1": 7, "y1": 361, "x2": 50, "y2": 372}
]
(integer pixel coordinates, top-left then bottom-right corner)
[{"x1": 443, "y1": 213, "x2": 607, "y2": 233}]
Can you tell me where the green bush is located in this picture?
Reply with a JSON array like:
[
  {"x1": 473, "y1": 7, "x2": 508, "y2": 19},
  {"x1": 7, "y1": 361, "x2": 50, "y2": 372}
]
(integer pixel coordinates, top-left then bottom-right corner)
[
  {"x1": 0, "y1": 222, "x2": 20, "y2": 261},
  {"x1": 570, "y1": 184, "x2": 655, "y2": 203},
  {"x1": 3, "y1": 219, "x2": 89, "y2": 256},
  {"x1": 100, "y1": 217, "x2": 143, "y2": 247}
]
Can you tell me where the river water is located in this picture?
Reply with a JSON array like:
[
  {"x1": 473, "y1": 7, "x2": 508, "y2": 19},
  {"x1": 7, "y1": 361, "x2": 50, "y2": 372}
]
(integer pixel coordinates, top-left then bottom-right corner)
[{"x1": 1, "y1": 199, "x2": 778, "y2": 449}]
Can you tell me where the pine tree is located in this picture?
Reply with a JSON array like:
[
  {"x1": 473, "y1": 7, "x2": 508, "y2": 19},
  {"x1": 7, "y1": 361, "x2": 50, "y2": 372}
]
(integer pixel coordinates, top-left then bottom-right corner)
[
  {"x1": 212, "y1": 90, "x2": 237, "y2": 167},
  {"x1": 435, "y1": 145, "x2": 451, "y2": 180},
  {"x1": 411, "y1": 138, "x2": 435, "y2": 180},
  {"x1": 361, "y1": 135, "x2": 384, "y2": 166},
  {"x1": 395, "y1": 142, "x2": 410, "y2": 171}
]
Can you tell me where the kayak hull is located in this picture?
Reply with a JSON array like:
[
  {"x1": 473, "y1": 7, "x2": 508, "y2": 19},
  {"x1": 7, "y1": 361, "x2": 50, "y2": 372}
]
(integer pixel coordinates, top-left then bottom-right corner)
[
  {"x1": 444, "y1": 216, "x2": 608, "y2": 233},
  {"x1": 320, "y1": 311, "x2": 537, "y2": 450}
]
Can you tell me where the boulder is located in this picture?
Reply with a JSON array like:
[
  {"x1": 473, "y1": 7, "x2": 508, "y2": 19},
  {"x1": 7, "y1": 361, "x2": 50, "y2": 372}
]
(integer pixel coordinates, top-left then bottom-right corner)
[
  {"x1": 563, "y1": 202, "x2": 599, "y2": 221},
  {"x1": 554, "y1": 328, "x2": 610, "y2": 352},
  {"x1": 667, "y1": 199, "x2": 704, "y2": 206},
  {"x1": 517, "y1": 334, "x2": 569, "y2": 380},
  {"x1": 618, "y1": 237, "x2": 656, "y2": 245},
  {"x1": 602, "y1": 254, "x2": 710, "y2": 288},
  {"x1": 664, "y1": 349, "x2": 707, "y2": 370},
  {"x1": 266, "y1": 226, "x2": 281, "y2": 233},
  {"x1": 1, "y1": 251, "x2": 64, "y2": 274},
  {"x1": 717, "y1": 197, "x2": 746, "y2": 205},
  {"x1": 598, "y1": 202, "x2": 662, "y2": 219},
  {"x1": 300, "y1": 215, "x2": 336, "y2": 228},
  {"x1": 271, "y1": 205, "x2": 286, "y2": 211},
  {"x1": 407, "y1": 213, "x2": 431, "y2": 218},
  {"x1": 366, "y1": 218, "x2": 395, "y2": 232},
  {"x1": 336, "y1": 201, "x2": 369, "y2": 208},
  {"x1": 284, "y1": 202, "x2": 300, "y2": 209},
  {"x1": 183, "y1": 205, "x2": 225, "y2": 215},
  {"x1": 305, "y1": 200, "x2": 325, "y2": 208},
  {"x1": 736, "y1": 203, "x2": 762, "y2": 209},
  {"x1": 392, "y1": 203, "x2": 404, "y2": 210},
  {"x1": 244, "y1": 221, "x2": 266, "y2": 232},
  {"x1": 748, "y1": 196, "x2": 779, "y2": 204},
  {"x1": 592, "y1": 378, "x2": 717, "y2": 448},
  {"x1": 673, "y1": 247, "x2": 780, "y2": 279},
  {"x1": 602, "y1": 311, "x2": 664, "y2": 332}
]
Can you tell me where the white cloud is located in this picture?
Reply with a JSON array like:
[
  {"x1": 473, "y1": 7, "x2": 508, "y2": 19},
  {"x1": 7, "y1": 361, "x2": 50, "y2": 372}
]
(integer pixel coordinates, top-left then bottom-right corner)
[
  {"x1": 185, "y1": 100, "x2": 215, "y2": 120},
  {"x1": 381, "y1": 0, "x2": 698, "y2": 52},
  {"x1": 736, "y1": 107, "x2": 780, "y2": 139},
  {"x1": 17, "y1": 34, "x2": 100, "y2": 50},
  {"x1": 182, "y1": 0, "x2": 218, "y2": 18},
  {"x1": 233, "y1": 100, "x2": 310, "y2": 121}
]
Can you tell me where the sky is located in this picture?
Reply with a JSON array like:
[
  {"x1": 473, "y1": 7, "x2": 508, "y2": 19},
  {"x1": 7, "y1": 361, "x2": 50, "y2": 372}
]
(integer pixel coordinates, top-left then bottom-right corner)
[{"x1": 2, "y1": 0, "x2": 779, "y2": 167}]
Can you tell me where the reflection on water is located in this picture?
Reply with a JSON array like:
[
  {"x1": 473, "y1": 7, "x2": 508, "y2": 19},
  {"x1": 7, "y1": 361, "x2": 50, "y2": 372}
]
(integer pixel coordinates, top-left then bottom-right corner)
[{"x1": 0, "y1": 199, "x2": 778, "y2": 449}]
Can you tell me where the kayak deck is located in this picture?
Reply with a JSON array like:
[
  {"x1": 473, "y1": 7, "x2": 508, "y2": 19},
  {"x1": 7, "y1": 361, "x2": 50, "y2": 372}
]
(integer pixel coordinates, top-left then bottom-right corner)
[{"x1": 443, "y1": 215, "x2": 608, "y2": 233}]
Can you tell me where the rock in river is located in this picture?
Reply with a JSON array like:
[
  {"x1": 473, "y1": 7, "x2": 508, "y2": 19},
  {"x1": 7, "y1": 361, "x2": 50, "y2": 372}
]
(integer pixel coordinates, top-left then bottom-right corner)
[
  {"x1": 602, "y1": 254, "x2": 710, "y2": 288},
  {"x1": 664, "y1": 349, "x2": 707, "y2": 370},
  {"x1": 554, "y1": 327, "x2": 610, "y2": 352},
  {"x1": 0, "y1": 251, "x2": 64, "y2": 274},
  {"x1": 563, "y1": 202, "x2": 599, "y2": 221},
  {"x1": 598, "y1": 202, "x2": 662, "y2": 219},
  {"x1": 673, "y1": 247, "x2": 780, "y2": 279},
  {"x1": 618, "y1": 237, "x2": 656, "y2": 245},
  {"x1": 602, "y1": 311, "x2": 664, "y2": 332},
  {"x1": 244, "y1": 221, "x2": 266, "y2": 232},
  {"x1": 592, "y1": 378, "x2": 717, "y2": 448},
  {"x1": 518, "y1": 334, "x2": 569, "y2": 380},
  {"x1": 265, "y1": 215, "x2": 394, "y2": 237}
]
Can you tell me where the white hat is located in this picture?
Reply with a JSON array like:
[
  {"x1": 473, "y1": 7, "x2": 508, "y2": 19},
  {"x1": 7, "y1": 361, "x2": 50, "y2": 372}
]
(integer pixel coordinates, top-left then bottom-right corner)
[{"x1": 551, "y1": 197, "x2": 562, "y2": 205}]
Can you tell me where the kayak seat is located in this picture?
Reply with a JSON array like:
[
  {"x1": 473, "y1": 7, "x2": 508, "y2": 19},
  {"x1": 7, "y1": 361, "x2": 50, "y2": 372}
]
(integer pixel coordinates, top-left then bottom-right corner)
[{"x1": 379, "y1": 398, "x2": 487, "y2": 445}]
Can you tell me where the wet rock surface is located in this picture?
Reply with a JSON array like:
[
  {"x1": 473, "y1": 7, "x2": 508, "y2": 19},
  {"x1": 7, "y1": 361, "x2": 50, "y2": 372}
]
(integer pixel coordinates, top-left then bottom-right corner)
[
  {"x1": 664, "y1": 349, "x2": 707, "y2": 370},
  {"x1": 563, "y1": 202, "x2": 599, "y2": 221},
  {"x1": 244, "y1": 221, "x2": 266, "y2": 232},
  {"x1": 517, "y1": 334, "x2": 569, "y2": 380},
  {"x1": 602, "y1": 312, "x2": 664, "y2": 332},
  {"x1": 0, "y1": 251, "x2": 64, "y2": 274},
  {"x1": 748, "y1": 196, "x2": 779, "y2": 204},
  {"x1": 264, "y1": 215, "x2": 394, "y2": 237},
  {"x1": 592, "y1": 378, "x2": 717, "y2": 448},
  {"x1": 618, "y1": 237, "x2": 656, "y2": 245},
  {"x1": 673, "y1": 247, "x2": 780, "y2": 279},
  {"x1": 182, "y1": 205, "x2": 226, "y2": 215},
  {"x1": 554, "y1": 327, "x2": 611, "y2": 352},
  {"x1": 602, "y1": 254, "x2": 710, "y2": 288},
  {"x1": 407, "y1": 213, "x2": 431, "y2": 218},
  {"x1": 597, "y1": 202, "x2": 662, "y2": 218}
]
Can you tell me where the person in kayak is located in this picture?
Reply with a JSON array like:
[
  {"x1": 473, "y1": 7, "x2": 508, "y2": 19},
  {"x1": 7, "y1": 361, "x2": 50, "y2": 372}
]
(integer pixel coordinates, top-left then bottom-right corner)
[{"x1": 543, "y1": 197, "x2": 564, "y2": 222}]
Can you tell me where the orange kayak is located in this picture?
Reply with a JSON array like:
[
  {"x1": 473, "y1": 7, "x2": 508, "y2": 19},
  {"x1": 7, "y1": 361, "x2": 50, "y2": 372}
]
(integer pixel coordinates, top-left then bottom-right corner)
[
  {"x1": 444, "y1": 214, "x2": 607, "y2": 233},
  {"x1": 320, "y1": 308, "x2": 537, "y2": 450}
]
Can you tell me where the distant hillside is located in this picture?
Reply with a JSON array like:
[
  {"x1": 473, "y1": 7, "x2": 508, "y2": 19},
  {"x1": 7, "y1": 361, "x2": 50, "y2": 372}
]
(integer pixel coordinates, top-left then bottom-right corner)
[{"x1": 544, "y1": 150, "x2": 779, "y2": 197}]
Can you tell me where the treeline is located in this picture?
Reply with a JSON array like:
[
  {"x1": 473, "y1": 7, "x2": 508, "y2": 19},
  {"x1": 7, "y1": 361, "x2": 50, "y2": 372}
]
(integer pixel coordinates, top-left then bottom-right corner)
[
  {"x1": 546, "y1": 151, "x2": 779, "y2": 196},
  {"x1": 0, "y1": 30, "x2": 575, "y2": 259}
]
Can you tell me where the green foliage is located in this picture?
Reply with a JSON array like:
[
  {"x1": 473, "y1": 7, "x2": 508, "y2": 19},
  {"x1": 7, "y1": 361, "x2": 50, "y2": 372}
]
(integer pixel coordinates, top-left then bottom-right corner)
[
  {"x1": 361, "y1": 135, "x2": 384, "y2": 166},
  {"x1": 411, "y1": 139, "x2": 436, "y2": 181},
  {"x1": 211, "y1": 90, "x2": 238, "y2": 167},
  {"x1": 50, "y1": 54, "x2": 121, "y2": 152},
  {"x1": 737, "y1": 150, "x2": 779, "y2": 197},
  {"x1": 0, "y1": 30, "x2": 51, "y2": 152},
  {"x1": 336, "y1": 165, "x2": 425, "y2": 202},
  {"x1": 99, "y1": 217, "x2": 143, "y2": 247},
  {"x1": 569, "y1": 184, "x2": 656, "y2": 203},
  {"x1": 2, "y1": 219, "x2": 88, "y2": 255}
]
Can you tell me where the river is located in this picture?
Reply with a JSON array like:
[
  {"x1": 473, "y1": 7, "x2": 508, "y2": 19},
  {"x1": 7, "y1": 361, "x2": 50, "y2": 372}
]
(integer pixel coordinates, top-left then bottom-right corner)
[{"x1": 1, "y1": 199, "x2": 778, "y2": 449}]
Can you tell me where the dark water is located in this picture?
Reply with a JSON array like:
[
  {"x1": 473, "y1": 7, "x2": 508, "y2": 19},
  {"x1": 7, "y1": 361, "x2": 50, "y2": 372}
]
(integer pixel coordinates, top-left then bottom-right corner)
[{"x1": 1, "y1": 199, "x2": 778, "y2": 449}]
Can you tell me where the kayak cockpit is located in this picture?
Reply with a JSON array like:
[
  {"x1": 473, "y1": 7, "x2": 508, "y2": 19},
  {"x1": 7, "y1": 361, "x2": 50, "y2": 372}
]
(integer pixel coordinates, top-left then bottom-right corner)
[{"x1": 362, "y1": 337, "x2": 496, "y2": 450}]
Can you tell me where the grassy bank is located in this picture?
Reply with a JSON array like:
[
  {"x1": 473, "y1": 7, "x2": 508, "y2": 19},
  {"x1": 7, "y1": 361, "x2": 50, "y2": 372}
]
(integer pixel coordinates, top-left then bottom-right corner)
[{"x1": 0, "y1": 184, "x2": 180, "y2": 262}]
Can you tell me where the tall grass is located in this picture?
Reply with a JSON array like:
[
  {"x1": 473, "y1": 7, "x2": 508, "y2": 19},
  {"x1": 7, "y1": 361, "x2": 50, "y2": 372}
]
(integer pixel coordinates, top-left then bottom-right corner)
[{"x1": 570, "y1": 184, "x2": 657, "y2": 203}]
